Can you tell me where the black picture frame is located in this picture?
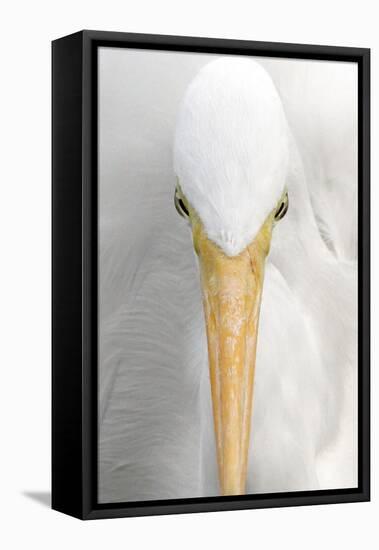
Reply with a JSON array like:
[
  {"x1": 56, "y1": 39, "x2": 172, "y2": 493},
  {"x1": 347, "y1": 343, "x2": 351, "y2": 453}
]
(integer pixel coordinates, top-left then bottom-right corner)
[{"x1": 52, "y1": 30, "x2": 370, "y2": 520}]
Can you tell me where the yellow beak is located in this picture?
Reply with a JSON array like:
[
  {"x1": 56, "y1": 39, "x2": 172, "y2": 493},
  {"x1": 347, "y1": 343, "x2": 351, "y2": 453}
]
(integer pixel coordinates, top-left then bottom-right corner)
[{"x1": 192, "y1": 216, "x2": 273, "y2": 496}]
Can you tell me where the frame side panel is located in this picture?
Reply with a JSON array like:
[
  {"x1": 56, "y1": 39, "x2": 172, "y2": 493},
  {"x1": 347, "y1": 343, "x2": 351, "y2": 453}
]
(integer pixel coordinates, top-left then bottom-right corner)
[
  {"x1": 359, "y1": 49, "x2": 370, "y2": 500},
  {"x1": 52, "y1": 32, "x2": 84, "y2": 519}
]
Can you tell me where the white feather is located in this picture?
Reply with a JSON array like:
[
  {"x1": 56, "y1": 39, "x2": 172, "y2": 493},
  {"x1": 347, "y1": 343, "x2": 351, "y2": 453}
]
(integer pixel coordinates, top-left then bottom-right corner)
[{"x1": 174, "y1": 58, "x2": 289, "y2": 256}]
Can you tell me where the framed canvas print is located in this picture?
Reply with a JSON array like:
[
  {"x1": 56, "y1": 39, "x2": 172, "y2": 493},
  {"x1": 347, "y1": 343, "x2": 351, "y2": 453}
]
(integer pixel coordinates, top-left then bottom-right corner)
[{"x1": 52, "y1": 30, "x2": 370, "y2": 519}]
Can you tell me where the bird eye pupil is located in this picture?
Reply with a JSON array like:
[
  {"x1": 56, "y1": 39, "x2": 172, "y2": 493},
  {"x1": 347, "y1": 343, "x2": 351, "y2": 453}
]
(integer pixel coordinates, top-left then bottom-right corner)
[
  {"x1": 174, "y1": 187, "x2": 190, "y2": 219},
  {"x1": 276, "y1": 202, "x2": 285, "y2": 218},
  {"x1": 274, "y1": 192, "x2": 289, "y2": 221},
  {"x1": 179, "y1": 198, "x2": 189, "y2": 217}
]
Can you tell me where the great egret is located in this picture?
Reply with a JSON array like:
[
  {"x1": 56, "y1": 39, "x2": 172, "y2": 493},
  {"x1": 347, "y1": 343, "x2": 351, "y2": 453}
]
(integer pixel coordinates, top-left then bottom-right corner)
[{"x1": 98, "y1": 52, "x2": 357, "y2": 502}]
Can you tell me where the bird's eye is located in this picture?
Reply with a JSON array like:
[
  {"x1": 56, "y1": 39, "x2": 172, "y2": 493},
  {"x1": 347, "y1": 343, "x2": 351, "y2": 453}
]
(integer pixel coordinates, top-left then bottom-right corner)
[
  {"x1": 174, "y1": 187, "x2": 190, "y2": 219},
  {"x1": 274, "y1": 192, "x2": 289, "y2": 222}
]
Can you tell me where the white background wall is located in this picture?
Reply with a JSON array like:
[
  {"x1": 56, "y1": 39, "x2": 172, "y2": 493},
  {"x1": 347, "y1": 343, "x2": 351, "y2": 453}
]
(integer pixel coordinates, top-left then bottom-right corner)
[{"x1": 0, "y1": 1, "x2": 376, "y2": 548}]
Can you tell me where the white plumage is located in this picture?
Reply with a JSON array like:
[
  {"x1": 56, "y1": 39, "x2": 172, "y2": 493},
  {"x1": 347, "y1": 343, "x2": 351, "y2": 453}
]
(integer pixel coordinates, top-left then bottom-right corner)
[
  {"x1": 174, "y1": 58, "x2": 289, "y2": 256},
  {"x1": 98, "y1": 50, "x2": 357, "y2": 502}
]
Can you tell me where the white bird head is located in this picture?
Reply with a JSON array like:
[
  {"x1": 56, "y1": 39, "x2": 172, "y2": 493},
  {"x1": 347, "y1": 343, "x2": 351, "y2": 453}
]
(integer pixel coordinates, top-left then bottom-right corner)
[
  {"x1": 174, "y1": 57, "x2": 289, "y2": 256},
  {"x1": 173, "y1": 58, "x2": 291, "y2": 497}
]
